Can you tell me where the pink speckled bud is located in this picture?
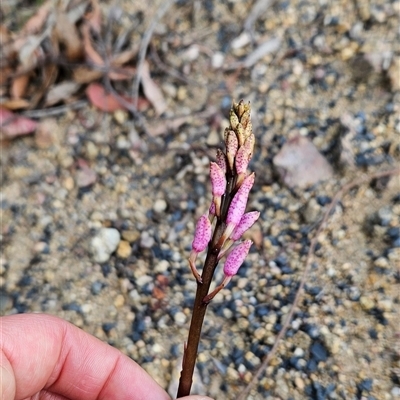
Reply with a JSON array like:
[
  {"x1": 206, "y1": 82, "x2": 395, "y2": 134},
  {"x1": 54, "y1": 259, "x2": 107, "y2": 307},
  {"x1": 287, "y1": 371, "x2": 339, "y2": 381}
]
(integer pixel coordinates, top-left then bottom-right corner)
[
  {"x1": 235, "y1": 146, "x2": 251, "y2": 175},
  {"x1": 225, "y1": 130, "x2": 238, "y2": 169},
  {"x1": 209, "y1": 200, "x2": 216, "y2": 216},
  {"x1": 231, "y1": 211, "x2": 260, "y2": 241},
  {"x1": 223, "y1": 240, "x2": 253, "y2": 277},
  {"x1": 210, "y1": 162, "x2": 226, "y2": 197},
  {"x1": 243, "y1": 133, "x2": 255, "y2": 159},
  {"x1": 216, "y1": 149, "x2": 227, "y2": 173},
  {"x1": 226, "y1": 173, "x2": 255, "y2": 226},
  {"x1": 192, "y1": 214, "x2": 212, "y2": 253}
]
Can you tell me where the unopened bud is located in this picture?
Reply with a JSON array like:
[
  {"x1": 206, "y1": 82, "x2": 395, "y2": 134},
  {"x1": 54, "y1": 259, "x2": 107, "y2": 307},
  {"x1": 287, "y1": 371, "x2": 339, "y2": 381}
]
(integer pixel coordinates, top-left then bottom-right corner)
[
  {"x1": 236, "y1": 101, "x2": 245, "y2": 118},
  {"x1": 244, "y1": 120, "x2": 253, "y2": 139},
  {"x1": 216, "y1": 149, "x2": 227, "y2": 174},
  {"x1": 236, "y1": 123, "x2": 245, "y2": 146},
  {"x1": 229, "y1": 109, "x2": 239, "y2": 130},
  {"x1": 231, "y1": 211, "x2": 260, "y2": 241},
  {"x1": 243, "y1": 133, "x2": 255, "y2": 159},
  {"x1": 192, "y1": 214, "x2": 212, "y2": 253},
  {"x1": 225, "y1": 130, "x2": 238, "y2": 169},
  {"x1": 235, "y1": 146, "x2": 251, "y2": 175},
  {"x1": 240, "y1": 109, "x2": 251, "y2": 129},
  {"x1": 223, "y1": 240, "x2": 253, "y2": 277},
  {"x1": 210, "y1": 162, "x2": 226, "y2": 197},
  {"x1": 226, "y1": 173, "x2": 255, "y2": 227}
]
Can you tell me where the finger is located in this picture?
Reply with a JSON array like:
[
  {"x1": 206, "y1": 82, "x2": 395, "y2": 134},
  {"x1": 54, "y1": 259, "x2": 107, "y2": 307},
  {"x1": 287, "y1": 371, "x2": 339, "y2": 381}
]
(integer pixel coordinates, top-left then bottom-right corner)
[
  {"x1": 1, "y1": 313, "x2": 170, "y2": 400},
  {"x1": 179, "y1": 397, "x2": 214, "y2": 400}
]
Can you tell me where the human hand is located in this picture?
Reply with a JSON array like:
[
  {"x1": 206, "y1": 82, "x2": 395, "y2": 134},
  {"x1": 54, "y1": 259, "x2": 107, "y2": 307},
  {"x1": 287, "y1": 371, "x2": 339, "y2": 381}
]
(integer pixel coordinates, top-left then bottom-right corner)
[{"x1": 0, "y1": 313, "x2": 212, "y2": 400}]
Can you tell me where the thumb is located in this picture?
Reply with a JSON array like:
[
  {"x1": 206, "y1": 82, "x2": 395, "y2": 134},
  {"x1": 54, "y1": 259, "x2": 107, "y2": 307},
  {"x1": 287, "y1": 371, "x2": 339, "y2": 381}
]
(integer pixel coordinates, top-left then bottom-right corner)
[{"x1": 178, "y1": 397, "x2": 214, "y2": 400}]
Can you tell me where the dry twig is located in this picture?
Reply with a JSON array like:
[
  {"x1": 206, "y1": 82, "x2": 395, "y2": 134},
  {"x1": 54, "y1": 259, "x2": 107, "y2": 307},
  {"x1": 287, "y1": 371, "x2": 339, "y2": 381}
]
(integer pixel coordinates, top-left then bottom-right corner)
[
  {"x1": 21, "y1": 100, "x2": 88, "y2": 118},
  {"x1": 237, "y1": 166, "x2": 400, "y2": 400}
]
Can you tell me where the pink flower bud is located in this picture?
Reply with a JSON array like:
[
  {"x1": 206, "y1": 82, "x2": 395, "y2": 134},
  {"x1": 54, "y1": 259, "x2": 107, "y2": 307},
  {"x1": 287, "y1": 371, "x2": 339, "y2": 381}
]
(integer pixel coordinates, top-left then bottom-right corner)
[
  {"x1": 210, "y1": 162, "x2": 226, "y2": 197},
  {"x1": 243, "y1": 133, "x2": 255, "y2": 159},
  {"x1": 223, "y1": 240, "x2": 253, "y2": 277},
  {"x1": 225, "y1": 130, "x2": 238, "y2": 169},
  {"x1": 226, "y1": 173, "x2": 255, "y2": 226},
  {"x1": 231, "y1": 211, "x2": 260, "y2": 241},
  {"x1": 192, "y1": 214, "x2": 212, "y2": 253},
  {"x1": 209, "y1": 200, "x2": 216, "y2": 216},
  {"x1": 235, "y1": 146, "x2": 251, "y2": 175},
  {"x1": 216, "y1": 149, "x2": 227, "y2": 173}
]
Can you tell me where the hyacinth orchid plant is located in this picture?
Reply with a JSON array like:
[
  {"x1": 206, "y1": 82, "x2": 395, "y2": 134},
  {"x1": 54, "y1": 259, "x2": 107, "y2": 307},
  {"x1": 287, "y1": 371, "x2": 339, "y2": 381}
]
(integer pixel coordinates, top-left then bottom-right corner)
[{"x1": 177, "y1": 101, "x2": 259, "y2": 397}]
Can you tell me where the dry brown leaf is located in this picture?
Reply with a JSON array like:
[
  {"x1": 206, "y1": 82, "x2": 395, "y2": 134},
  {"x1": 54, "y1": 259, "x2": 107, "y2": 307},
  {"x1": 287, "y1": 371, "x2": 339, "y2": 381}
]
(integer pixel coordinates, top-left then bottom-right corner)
[
  {"x1": 73, "y1": 66, "x2": 103, "y2": 84},
  {"x1": 86, "y1": 82, "x2": 123, "y2": 112},
  {"x1": 81, "y1": 23, "x2": 104, "y2": 66},
  {"x1": 147, "y1": 115, "x2": 189, "y2": 136},
  {"x1": 0, "y1": 25, "x2": 11, "y2": 46},
  {"x1": 85, "y1": 0, "x2": 102, "y2": 33},
  {"x1": 108, "y1": 66, "x2": 136, "y2": 81},
  {"x1": 141, "y1": 60, "x2": 167, "y2": 116},
  {"x1": 0, "y1": 106, "x2": 37, "y2": 138},
  {"x1": 0, "y1": 99, "x2": 31, "y2": 110},
  {"x1": 22, "y1": 1, "x2": 52, "y2": 35},
  {"x1": 3, "y1": 37, "x2": 25, "y2": 63},
  {"x1": 45, "y1": 81, "x2": 81, "y2": 106},
  {"x1": 67, "y1": 0, "x2": 90, "y2": 24},
  {"x1": 0, "y1": 67, "x2": 12, "y2": 85},
  {"x1": 55, "y1": 13, "x2": 83, "y2": 61},
  {"x1": 11, "y1": 73, "x2": 30, "y2": 99},
  {"x1": 24, "y1": 28, "x2": 61, "y2": 108},
  {"x1": 112, "y1": 48, "x2": 138, "y2": 66},
  {"x1": 29, "y1": 63, "x2": 59, "y2": 109},
  {"x1": 18, "y1": 35, "x2": 44, "y2": 69},
  {"x1": 86, "y1": 83, "x2": 149, "y2": 113}
]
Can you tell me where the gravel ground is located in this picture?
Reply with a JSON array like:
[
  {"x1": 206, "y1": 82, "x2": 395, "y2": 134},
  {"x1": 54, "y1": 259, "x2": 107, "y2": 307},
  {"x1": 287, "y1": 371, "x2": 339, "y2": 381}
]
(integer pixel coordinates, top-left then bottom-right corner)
[{"x1": 1, "y1": 0, "x2": 400, "y2": 399}]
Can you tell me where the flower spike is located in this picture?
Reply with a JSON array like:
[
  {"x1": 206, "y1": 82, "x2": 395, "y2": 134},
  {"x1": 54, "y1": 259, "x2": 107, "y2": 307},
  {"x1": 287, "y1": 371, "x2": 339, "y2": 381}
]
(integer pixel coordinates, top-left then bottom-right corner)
[{"x1": 188, "y1": 214, "x2": 212, "y2": 283}]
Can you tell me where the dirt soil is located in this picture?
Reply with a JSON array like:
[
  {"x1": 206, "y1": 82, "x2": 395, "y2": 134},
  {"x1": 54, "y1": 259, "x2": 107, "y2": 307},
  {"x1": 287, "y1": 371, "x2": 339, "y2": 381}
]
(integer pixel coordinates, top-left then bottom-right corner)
[{"x1": 1, "y1": 1, "x2": 400, "y2": 399}]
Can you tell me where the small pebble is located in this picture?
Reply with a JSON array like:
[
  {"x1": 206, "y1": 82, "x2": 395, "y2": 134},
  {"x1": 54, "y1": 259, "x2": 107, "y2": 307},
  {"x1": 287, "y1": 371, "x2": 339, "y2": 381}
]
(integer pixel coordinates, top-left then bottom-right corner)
[
  {"x1": 90, "y1": 228, "x2": 121, "y2": 263},
  {"x1": 116, "y1": 240, "x2": 132, "y2": 259},
  {"x1": 360, "y1": 296, "x2": 375, "y2": 311},
  {"x1": 174, "y1": 311, "x2": 187, "y2": 326},
  {"x1": 114, "y1": 294, "x2": 125, "y2": 308},
  {"x1": 153, "y1": 199, "x2": 167, "y2": 213},
  {"x1": 122, "y1": 230, "x2": 140, "y2": 242}
]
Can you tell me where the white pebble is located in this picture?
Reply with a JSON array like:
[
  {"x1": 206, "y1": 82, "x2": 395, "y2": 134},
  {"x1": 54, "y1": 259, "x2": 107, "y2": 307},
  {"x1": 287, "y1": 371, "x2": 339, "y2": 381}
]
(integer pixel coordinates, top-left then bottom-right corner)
[
  {"x1": 153, "y1": 199, "x2": 167, "y2": 213},
  {"x1": 90, "y1": 228, "x2": 121, "y2": 263},
  {"x1": 174, "y1": 311, "x2": 187, "y2": 326}
]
